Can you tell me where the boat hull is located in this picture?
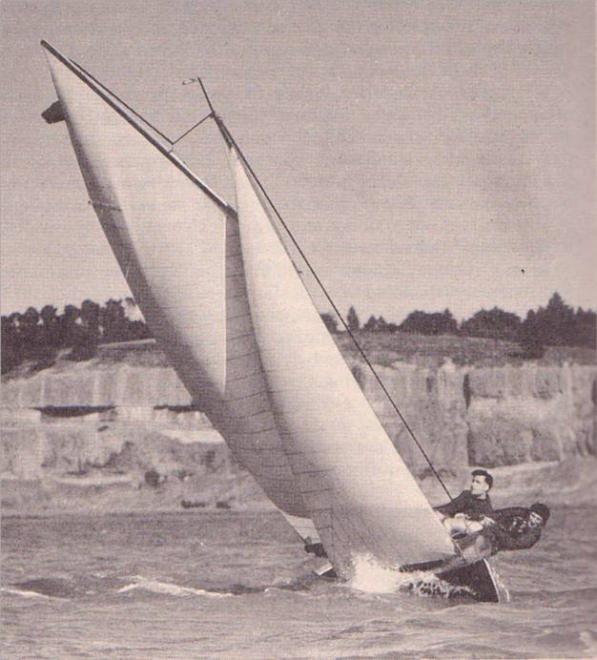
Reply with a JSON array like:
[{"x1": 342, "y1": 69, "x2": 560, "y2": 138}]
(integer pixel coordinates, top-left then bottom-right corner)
[{"x1": 438, "y1": 559, "x2": 505, "y2": 602}]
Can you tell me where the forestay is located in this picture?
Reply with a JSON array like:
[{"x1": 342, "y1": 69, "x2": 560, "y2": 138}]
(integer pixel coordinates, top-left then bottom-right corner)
[{"x1": 231, "y1": 147, "x2": 456, "y2": 574}]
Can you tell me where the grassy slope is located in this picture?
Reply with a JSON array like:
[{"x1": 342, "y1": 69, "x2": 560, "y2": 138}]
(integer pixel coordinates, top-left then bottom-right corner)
[
  {"x1": 3, "y1": 332, "x2": 595, "y2": 381},
  {"x1": 333, "y1": 331, "x2": 596, "y2": 368}
]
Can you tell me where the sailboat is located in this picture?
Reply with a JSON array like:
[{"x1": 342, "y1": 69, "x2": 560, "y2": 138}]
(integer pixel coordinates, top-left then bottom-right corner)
[{"x1": 41, "y1": 41, "x2": 505, "y2": 602}]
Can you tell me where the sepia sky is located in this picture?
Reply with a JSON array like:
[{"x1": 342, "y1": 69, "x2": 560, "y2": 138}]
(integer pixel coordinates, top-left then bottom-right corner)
[{"x1": 1, "y1": 0, "x2": 595, "y2": 323}]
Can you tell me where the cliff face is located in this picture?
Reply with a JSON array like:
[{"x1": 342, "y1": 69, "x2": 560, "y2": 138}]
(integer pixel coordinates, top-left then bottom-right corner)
[
  {"x1": 2, "y1": 351, "x2": 596, "y2": 493},
  {"x1": 353, "y1": 359, "x2": 596, "y2": 475}
]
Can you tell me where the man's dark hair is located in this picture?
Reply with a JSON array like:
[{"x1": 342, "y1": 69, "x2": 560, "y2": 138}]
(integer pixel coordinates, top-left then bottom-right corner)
[
  {"x1": 471, "y1": 468, "x2": 493, "y2": 489},
  {"x1": 530, "y1": 502, "x2": 550, "y2": 523}
]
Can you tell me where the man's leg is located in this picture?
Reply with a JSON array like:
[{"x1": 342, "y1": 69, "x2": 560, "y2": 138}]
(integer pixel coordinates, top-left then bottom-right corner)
[
  {"x1": 441, "y1": 516, "x2": 484, "y2": 538},
  {"x1": 456, "y1": 530, "x2": 493, "y2": 561}
]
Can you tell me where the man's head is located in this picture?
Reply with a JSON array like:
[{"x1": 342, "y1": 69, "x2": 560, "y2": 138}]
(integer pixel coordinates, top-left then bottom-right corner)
[
  {"x1": 529, "y1": 502, "x2": 550, "y2": 527},
  {"x1": 470, "y1": 468, "x2": 493, "y2": 497}
]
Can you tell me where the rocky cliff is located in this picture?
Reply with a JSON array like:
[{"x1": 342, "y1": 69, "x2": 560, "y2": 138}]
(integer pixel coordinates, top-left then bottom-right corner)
[
  {"x1": 353, "y1": 357, "x2": 596, "y2": 473},
  {"x1": 2, "y1": 340, "x2": 596, "y2": 513}
]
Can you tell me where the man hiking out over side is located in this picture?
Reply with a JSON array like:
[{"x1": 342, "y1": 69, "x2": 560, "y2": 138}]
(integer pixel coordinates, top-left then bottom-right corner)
[
  {"x1": 435, "y1": 468, "x2": 494, "y2": 536},
  {"x1": 480, "y1": 502, "x2": 550, "y2": 553},
  {"x1": 436, "y1": 502, "x2": 551, "y2": 574}
]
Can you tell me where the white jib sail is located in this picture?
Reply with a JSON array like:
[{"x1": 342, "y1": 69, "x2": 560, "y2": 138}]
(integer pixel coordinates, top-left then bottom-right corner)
[
  {"x1": 231, "y1": 147, "x2": 456, "y2": 574},
  {"x1": 43, "y1": 45, "x2": 308, "y2": 517}
]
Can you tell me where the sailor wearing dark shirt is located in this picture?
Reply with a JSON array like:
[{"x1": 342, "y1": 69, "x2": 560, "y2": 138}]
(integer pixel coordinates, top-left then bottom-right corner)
[
  {"x1": 434, "y1": 469, "x2": 494, "y2": 538},
  {"x1": 435, "y1": 469, "x2": 494, "y2": 520},
  {"x1": 436, "y1": 502, "x2": 551, "y2": 573},
  {"x1": 483, "y1": 503, "x2": 550, "y2": 553}
]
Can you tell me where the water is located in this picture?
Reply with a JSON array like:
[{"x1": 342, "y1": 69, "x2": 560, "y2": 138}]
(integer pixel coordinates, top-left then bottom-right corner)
[{"x1": 2, "y1": 506, "x2": 596, "y2": 658}]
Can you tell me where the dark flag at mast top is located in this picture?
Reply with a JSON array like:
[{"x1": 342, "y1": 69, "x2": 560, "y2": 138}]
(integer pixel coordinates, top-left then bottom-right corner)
[{"x1": 42, "y1": 100, "x2": 65, "y2": 124}]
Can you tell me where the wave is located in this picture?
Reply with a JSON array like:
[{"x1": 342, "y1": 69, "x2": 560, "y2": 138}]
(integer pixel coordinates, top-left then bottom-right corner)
[
  {"x1": 117, "y1": 576, "x2": 231, "y2": 598},
  {"x1": 3, "y1": 577, "x2": 79, "y2": 599},
  {"x1": 1, "y1": 586, "x2": 53, "y2": 600},
  {"x1": 2, "y1": 571, "x2": 319, "y2": 604},
  {"x1": 116, "y1": 573, "x2": 317, "y2": 598},
  {"x1": 579, "y1": 630, "x2": 597, "y2": 656}
]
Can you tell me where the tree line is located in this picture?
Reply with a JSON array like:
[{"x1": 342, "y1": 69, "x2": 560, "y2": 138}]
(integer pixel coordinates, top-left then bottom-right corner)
[
  {"x1": 1, "y1": 298, "x2": 149, "y2": 373},
  {"x1": 322, "y1": 292, "x2": 595, "y2": 356},
  {"x1": 2, "y1": 292, "x2": 594, "y2": 375}
]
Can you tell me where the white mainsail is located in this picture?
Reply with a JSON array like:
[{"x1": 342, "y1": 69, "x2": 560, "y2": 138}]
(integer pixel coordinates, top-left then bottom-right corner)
[
  {"x1": 43, "y1": 43, "x2": 307, "y2": 517},
  {"x1": 231, "y1": 148, "x2": 455, "y2": 571}
]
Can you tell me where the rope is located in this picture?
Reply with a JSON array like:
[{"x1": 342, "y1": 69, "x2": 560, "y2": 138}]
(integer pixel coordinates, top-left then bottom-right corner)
[
  {"x1": 170, "y1": 112, "x2": 214, "y2": 147},
  {"x1": 191, "y1": 78, "x2": 453, "y2": 501}
]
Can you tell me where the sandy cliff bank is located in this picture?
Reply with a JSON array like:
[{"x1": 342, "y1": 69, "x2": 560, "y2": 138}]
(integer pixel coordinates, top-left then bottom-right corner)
[{"x1": 2, "y1": 337, "x2": 596, "y2": 514}]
